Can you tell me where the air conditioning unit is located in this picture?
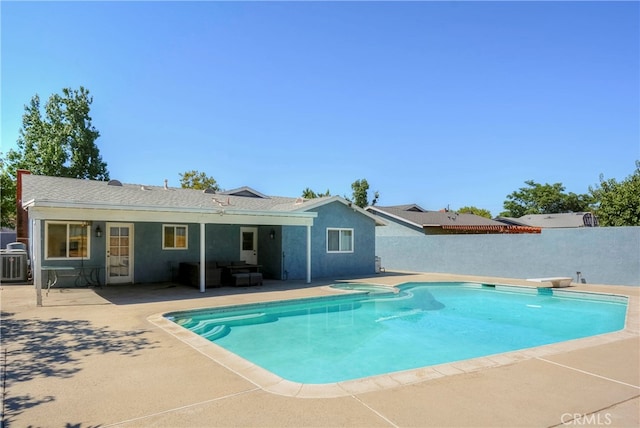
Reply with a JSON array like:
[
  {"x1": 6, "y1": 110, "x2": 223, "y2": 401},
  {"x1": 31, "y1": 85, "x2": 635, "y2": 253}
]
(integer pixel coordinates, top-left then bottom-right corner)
[{"x1": 1, "y1": 243, "x2": 28, "y2": 282}]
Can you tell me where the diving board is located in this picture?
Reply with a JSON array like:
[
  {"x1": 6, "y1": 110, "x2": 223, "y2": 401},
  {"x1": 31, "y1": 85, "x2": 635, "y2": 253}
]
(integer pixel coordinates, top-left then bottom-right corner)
[{"x1": 526, "y1": 277, "x2": 573, "y2": 288}]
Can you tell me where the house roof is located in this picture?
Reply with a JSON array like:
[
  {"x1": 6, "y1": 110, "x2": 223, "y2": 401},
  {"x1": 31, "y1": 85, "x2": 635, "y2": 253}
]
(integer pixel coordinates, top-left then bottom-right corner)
[
  {"x1": 367, "y1": 205, "x2": 541, "y2": 234},
  {"x1": 382, "y1": 204, "x2": 428, "y2": 212},
  {"x1": 21, "y1": 175, "x2": 304, "y2": 212},
  {"x1": 219, "y1": 186, "x2": 270, "y2": 199},
  {"x1": 20, "y1": 174, "x2": 384, "y2": 225},
  {"x1": 495, "y1": 212, "x2": 599, "y2": 228},
  {"x1": 368, "y1": 205, "x2": 504, "y2": 227}
]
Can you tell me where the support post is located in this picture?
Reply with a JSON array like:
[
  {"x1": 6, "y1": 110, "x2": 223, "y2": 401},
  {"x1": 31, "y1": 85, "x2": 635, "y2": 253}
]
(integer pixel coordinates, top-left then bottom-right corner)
[
  {"x1": 34, "y1": 219, "x2": 42, "y2": 306},
  {"x1": 200, "y1": 223, "x2": 206, "y2": 293},
  {"x1": 306, "y1": 224, "x2": 311, "y2": 284}
]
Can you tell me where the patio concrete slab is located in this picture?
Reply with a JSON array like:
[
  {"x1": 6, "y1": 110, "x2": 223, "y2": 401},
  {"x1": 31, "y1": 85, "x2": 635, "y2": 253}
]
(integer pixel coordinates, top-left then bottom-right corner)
[
  {"x1": 356, "y1": 357, "x2": 639, "y2": 428},
  {"x1": 115, "y1": 391, "x2": 393, "y2": 428},
  {"x1": 541, "y1": 337, "x2": 640, "y2": 388},
  {"x1": 1, "y1": 272, "x2": 638, "y2": 427}
]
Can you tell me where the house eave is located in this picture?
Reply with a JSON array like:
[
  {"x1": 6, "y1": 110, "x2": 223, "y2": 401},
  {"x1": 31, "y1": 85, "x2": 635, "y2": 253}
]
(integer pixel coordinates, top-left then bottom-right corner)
[
  {"x1": 23, "y1": 199, "x2": 317, "y2": 226},
  {"x1": 365, "y1": 206, "x2": 419, "y2": 228},
  {"x1": 297, "y1": 197, "x2": 387, "y2": 226}
]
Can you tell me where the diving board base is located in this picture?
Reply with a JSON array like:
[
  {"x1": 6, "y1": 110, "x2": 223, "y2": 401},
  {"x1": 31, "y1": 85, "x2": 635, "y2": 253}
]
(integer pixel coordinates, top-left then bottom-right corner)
[{"x1": 526, "y1": 277, "x2": 573, "y2": 288}]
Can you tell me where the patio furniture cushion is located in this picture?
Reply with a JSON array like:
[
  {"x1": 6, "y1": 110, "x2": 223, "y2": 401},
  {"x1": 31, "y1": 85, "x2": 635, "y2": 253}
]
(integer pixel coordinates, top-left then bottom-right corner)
[
  {"x1": 232, "y1": 273, "x2": 251, "y2": 286},
  {"x1": 249, "y1": 272, "x2": 263, "y2": 286}
]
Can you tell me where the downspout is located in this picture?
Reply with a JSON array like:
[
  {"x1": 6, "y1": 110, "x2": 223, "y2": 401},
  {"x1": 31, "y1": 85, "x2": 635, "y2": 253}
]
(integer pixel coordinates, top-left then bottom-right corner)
[
  {"x1": 306, "y1": 224, "x2": 311, "y2": 284},
  {"x1": 199, "y1": 223, "x2": 205, "y2": 293}
]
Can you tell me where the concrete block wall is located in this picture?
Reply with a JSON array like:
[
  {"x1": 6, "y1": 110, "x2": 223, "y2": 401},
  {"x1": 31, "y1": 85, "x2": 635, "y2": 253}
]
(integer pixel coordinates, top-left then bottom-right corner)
[{"x1": 375, "y1": 227, "x2": 640, "y2": 286}]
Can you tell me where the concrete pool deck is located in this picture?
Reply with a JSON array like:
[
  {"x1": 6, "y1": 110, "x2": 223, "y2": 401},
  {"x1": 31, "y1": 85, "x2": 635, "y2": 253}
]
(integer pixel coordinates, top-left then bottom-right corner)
[{"x1": 1, "y1": 271, "x2": 638, "y2": 427}]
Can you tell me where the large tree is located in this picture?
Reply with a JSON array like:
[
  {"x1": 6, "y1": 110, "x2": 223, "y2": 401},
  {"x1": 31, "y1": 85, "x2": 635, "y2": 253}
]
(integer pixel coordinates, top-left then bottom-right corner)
[
  {"x1": 500, "y1": 180, "x2": 592, "y2": 218},
  {"x1": 350, "y1": 178, "x2": 379, "y2": 208},
  {"x1": 179, "y1": 170, "x2": 220, "y2": 191},
  {"x1": 1, "y1": 86, "x2": 109, "y2": 227},
  {"x1": 589, "y1": 161, "x2": 640, "y2": 226},
  {"x1": 301, "y1": 187, "x2": 330, "y2": 199},
  {"x1": 458, "y1": 206, "x2": 492, "y2": 219},
  {"x1": 0, "y1": 158, "x2": 16, "y2": 228}
]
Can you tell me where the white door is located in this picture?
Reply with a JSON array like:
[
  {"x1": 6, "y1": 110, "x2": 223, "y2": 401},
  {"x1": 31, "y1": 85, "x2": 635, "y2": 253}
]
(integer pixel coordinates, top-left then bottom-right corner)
[
  {"x1": 240, "y1": 227, "x2": 258, "y2": 265},
  {"x1": 106, "y1": 223, "x2": 133, "y2": 284}
]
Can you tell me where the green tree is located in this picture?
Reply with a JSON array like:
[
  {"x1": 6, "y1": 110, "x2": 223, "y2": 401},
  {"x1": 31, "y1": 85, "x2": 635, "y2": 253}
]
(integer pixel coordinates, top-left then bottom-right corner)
[
  {"x1": 349, "y1": 178, "x2": 379, "y2": 208},
  {"x1": 589, "y1": 161, "x2": 640, "y2": 226},
  {"x1": 458, "y1": 206, "x2": 492, "y2": 219},
  {"x1": 500, "y1": 180, "x2": 592, "y2": 218},
  {"x1": 0, "y1": 158, "x2": 17, "y2": 228},
  {"x1": 301, "y1": 188, "x2": 330, "y2": 199},
  {"x1": 1, "y1": 86, "x2": 109, "y2": 228},
  {"x1": 179, "y1": 170, "x2": 220, "y2": 191}
]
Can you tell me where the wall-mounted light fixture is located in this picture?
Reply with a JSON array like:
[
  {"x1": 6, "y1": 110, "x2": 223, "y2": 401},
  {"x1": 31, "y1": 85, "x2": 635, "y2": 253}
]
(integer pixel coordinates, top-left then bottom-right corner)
[
  {"x1": 269, "y1": 229, "x2": 276, "y2": 240},
  {"x1": 95, "y1": 225, "x2": 103, "y2": 238}
]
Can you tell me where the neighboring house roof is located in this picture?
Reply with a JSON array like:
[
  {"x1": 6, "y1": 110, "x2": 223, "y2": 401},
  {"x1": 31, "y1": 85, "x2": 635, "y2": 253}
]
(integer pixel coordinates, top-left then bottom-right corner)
[
  {"x1": 367, "y1": 205, "x2": 540, "y2": 234},
  {"x1": 219, "y1": 186, "x2": 270, "y2": 199},
  {"x1": 369, "y1": 206, "x2": 504, "y2": 227},
  {"x1": 382, "y1": 204, "x2": 428, "y2": 212},
  {"x1": 495, "y1": 212, "x2": 599, "y2": 228},
  {"x1": 20, "y1": 175, "x2": 384, "y2": 225}
]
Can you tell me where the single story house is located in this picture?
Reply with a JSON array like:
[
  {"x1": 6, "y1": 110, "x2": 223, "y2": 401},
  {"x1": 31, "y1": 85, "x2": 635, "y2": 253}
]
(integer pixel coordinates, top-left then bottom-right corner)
[
  {"x1": 17, "y1": 171, "x2": 384, "y2": 302},
  {"x1": 366, "y1": 204, "x2": 541, "y2": 235},
  {"x1": 495, "y1": 212, "x2": 599, "y2": 228}
]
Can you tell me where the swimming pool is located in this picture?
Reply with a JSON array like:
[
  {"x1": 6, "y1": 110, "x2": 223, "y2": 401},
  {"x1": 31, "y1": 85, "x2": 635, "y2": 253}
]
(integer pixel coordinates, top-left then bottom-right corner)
[{"x1": 165, "y1": 282, "x2": 627, "y2": 384}]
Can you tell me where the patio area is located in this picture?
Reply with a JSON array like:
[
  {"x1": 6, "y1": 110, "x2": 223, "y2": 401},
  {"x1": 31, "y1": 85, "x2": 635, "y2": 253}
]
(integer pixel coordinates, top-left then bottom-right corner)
[{"x1": 1, "y1": 271, "x2": 638, "y2": 427}]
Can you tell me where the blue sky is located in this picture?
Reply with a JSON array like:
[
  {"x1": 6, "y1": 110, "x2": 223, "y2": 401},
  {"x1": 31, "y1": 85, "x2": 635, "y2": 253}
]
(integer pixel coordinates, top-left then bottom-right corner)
[{"x1": 2, "y1": 1, "x2": 638, "y2": 216}]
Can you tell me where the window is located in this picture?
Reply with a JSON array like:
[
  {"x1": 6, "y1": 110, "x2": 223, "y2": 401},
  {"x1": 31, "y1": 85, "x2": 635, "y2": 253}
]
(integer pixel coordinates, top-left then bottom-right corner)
[
  {"x1": 163, "y1": 224, "x2": 188, "y2": 249},
  {"x1": 45, "y1": 222, "x2": 90, "y2": 259},
  {"x1": 327, "y1": 228, "x2": 354, "y2": 253}
]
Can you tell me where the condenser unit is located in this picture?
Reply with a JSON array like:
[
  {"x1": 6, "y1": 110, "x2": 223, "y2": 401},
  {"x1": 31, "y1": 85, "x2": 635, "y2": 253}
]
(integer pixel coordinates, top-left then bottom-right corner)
[{"x1": 1, "y1": 243, "x2": 28, "y2": 282}]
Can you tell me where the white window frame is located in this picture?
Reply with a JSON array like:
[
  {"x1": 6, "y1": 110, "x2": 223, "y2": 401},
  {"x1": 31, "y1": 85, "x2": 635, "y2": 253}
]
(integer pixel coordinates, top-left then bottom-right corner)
[
  {"x1": 44, "y1": 221, "x2": 91, "y2": 260},
  {"x1": 163, "y1": 224, "x2": 188, "y2": 250},
  {"x1": 326, "y1": 228, "x2": 354, "y2": 253}
]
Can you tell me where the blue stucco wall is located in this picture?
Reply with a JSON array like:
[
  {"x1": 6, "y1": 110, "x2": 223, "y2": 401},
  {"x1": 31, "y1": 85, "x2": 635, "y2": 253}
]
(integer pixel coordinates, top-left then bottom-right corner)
[
  {"x1": 134, "y1": 223, "x2": 284, "y2": 282},
  {"x1": 282, "y1": 202, "x2": 377, "y2": 280},
  {"x1": 375, "y1": 226, "x2": 640, "y2": 286},
  {"x1": 34, "y1": 220, "x2": 108, "y2": 287},
  {"x1": 281, "y1": 225, "x2": 306, "y2": 280},
  {"x1": 258, "y1": 225, "x2": 282, "y2": 279},
  {"x1": 134, "y1": 223, "x2": 199, "y2": 283},
  {"x1": 134, "y1": 223, "x2": 268, "y2": 283}
]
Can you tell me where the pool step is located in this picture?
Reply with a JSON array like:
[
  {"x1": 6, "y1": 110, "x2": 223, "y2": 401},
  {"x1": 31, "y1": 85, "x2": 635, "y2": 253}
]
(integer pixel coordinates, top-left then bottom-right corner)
[
  {"x1": 186, "y1": 312, "x2": 274, "y2": 333},
  {"x1": 201, "y1": 324, "x2": 230, "y2": 341}
]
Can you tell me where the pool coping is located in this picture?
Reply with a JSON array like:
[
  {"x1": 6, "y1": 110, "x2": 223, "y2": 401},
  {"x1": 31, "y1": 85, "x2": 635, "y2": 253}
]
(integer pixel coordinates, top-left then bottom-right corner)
[{"x1": 148, "y1": 280, "x2": 639, "y2": 398}]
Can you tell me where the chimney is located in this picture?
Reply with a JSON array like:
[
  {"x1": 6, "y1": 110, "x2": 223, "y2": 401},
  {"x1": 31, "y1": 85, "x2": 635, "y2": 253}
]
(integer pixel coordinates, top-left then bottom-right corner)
[{"x1": 16, "y1": 169, "x2": 31, "y2": 246}]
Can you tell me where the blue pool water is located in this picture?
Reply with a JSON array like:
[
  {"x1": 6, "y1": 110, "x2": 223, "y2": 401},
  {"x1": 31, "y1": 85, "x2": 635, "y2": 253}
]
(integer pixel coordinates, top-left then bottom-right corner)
[{"x1": 165, "y1": 282, "x2": 627, "y2": 384}]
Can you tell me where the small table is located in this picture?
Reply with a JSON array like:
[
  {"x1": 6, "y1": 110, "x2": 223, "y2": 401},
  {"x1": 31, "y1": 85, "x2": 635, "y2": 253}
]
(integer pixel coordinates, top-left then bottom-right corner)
[
  {"x1": 225, "y1": 264, "x2": 261, "y2": 274},
  {"x1": 219, "y1": 264, "x2": 262, "y2": 286},
  {"x1": 37, "y1": 265, "x2": 103, "y2": 306}
]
